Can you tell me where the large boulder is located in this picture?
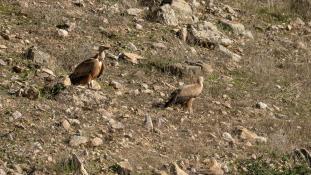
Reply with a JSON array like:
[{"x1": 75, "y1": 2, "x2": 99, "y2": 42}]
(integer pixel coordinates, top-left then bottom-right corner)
[
  {"x1": 156, "y1": 0, "x2": 193, "y2": 26},
  {"x1": 182, "y1": 22, "x2": 233, "y2": 47},
  {"x1": 24, "y1": 46, "x2": 57, "y2": 70},
  {"x1": 156, "y1": 4, "x2": 179, "y2": 26}
]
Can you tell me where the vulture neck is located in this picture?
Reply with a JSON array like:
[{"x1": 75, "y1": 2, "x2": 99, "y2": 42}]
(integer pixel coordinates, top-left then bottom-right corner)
[{"x1": 197, "y1": 79, "x2": 203, "y2": 87}]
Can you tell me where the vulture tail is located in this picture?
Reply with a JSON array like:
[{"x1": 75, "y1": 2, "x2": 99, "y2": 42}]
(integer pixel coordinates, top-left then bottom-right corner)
[
  {"x1": 164, "y1": 90, "x2": 180, "y2": 108},
  {"x1": 69, "y1": 75, "x2": 87, "y2": 85}
]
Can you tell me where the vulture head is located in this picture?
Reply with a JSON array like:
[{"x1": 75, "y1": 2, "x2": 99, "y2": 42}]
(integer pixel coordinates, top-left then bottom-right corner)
[
  {"x1": 98, "y1": 45, "x2": 110, "y2": 61},
  {"x1": 197, "y1": 76, "x2": 204, "y2": 85}
]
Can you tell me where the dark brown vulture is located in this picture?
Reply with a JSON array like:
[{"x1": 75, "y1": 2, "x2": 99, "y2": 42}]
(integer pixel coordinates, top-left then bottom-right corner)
[
  {"x1": 69, "y1": 45, "x2": 108, "y2": 88},
  {"x1": 164, "y1": 76, "x2": 204, "y2": 114}
]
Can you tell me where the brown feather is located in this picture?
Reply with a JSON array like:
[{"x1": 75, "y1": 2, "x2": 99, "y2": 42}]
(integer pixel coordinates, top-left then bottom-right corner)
[{"x1": 164, "y1": 76, "x2": 204, "y2": 108}]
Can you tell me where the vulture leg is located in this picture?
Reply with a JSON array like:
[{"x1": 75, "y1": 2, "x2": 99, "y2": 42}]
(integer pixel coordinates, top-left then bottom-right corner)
[
  {"x1": 86, "y1": 75, "x2": 92, "y2": 89},
  {"x1": 186, "y1": 98, "x2": 195, "y2": 114}
]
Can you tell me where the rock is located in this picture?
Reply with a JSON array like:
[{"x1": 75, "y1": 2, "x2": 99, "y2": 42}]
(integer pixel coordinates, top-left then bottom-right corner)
[
  {"x1": 187, "y1": 24, "x2": 222, "y2": 46},
  {"x1": 144, "y1": 115, "x2": 154, "y2": 131},
  {"x1": 171, "y1": 163, "x2": 188, "y2": 175},
  {"x1": 12, "y1": 111, "x2": 22, "y2": 120},
  {"x1": 63, "y1": 76, "x2": 71, "y2": 86},
  {"x1": 21, "y1": 86, "x2": 40, "y2": 100},
  {"x1": 0, "y1": 45, "x2": 7, "y2": 49},
  {"x1": 91, "y1": 80, "x2": 101, "y2": 90},
  {"x1": 207, "y1": 158, "x2": 224, "y2": 175},
  {"x1": 170, "y1": 0, "x2": 193, "y2": 24},
  {"x1": 203, "y1": 21, "x2": 219, "y2": 32},
  {"x1": 73, "y1": 0, "x2": 85, "y2": 7},
  {"x1": 127, "y1": 8, "x2": 143, "y2": 16},
  {"x1": 236, "y1": 126, "x2": 267, "y2": 144},
  {"x1": 41, "y1": 68, "x2": 56, "y2": 77},
  {"x1": 218, "y1": 45, "x2": 241, "y2": 62},
  {"x1": 121, "y1": 52, "x2": 144, "y2": 64},
  {"x1": 0, "y1": 169, "x2": 5, "y2": 175},
  {"x1": 290, "y1": 17, "x2": 305, "y2": 28},
  {"x1": 157, "y1": 5, "x2": 179, "y2": 26},
  {"x1": 57, "y1": 87, "x2": 107, "y2": 107},
  {"x1": 68, "y1": 118, "x2": 81, "y2": 125},
  {"x1": 220, "y1": 38, "x2": 233, "y2": 46},
  {"x1": 224, "y1": 5, "x2": 236, "y2": 14},
  {"x1": 128, "y1": 42, "x2": 138, "y2": 51},
  {"x1": 153, "y1": 169, "x2": 169, "y2": 175},
  {"x1": 220, "y1": 19, "x2": 253, "y2": 39},
  {"x1": 201, "y1": 63, "x2": 214, "y2": 73},
  {"x1": 115, "y1": 160, "x2": 133, "y2": 175},
  {"x1": 69, "y1": 136, "x2": 88, "y2": 147},
  {"x1": 152, "y1": 42, "x2": 167, "y2": 49},
  {"x1": 62, "y1": 119, "x2": 71, "y2": 131},
  {"x1": 24, "y1": 46, "x2": 56, "y2": 70},
  {"x1": 256, "y1": 102, "x2": 267, "y2": 109},
  {"x1": 72, "y1": 153, "x2": 89, "y2": 175},
  {"x1": 109, "y1": 119, "x2": 124, "y2": 129},
  {"x1": 57, "y1": 29, "x2": 69, "y2": 37},
  {"x1": 0, "y1": 59, "x2": 7, "y2": 66},
  {"x1": 109, "y1": 3, "x2": 120, "y2": 14},
  {"x1": 178, "y1": 27, "x2": 188, "y2": 42},
  {"x1": 136, "y1": 23, "x2": 143, "y2": 30},
  {"x1": 91, "y1": 137, "x2": 103, "y2": 146},
  {"x1": 110, "y1": 80, "x2": 122, "y2": 89},
  {"x1": 222, "y1": 132, "x2": 234, "y2": 142}
]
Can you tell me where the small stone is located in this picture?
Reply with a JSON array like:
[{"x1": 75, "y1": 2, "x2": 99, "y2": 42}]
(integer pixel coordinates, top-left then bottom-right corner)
[
  {"x1": 57, "y1": 29, "x2": 69, "y2": 37},
  {"x1": 136, "y1": 23, "x2": 143, "y2": 30},
  {"x1": 171, "y1": 162, "x2": 188, "y2": 175},
  {"x1": 144, "y1": 115, "x2": 154, "y2": 131},
  {"x1": 63, "y1": 76, "x2": 71, "y2": 86},
  {"x1": 0, "y1": 59, "x2": 7, "y2": 66},
  {"x1": 0, "y1": 169, "x2": 5, "y2": 175},
  {"x1": 236, "y1": 126, "x2": 267, "y2": 144},
  {"x1": 153, "y1": 169, "x2": 169, "y2": 175},
  {"x1": 91, "y1": 137, "x2": 103, "y2": 146},
  {"x1": 110, "y1": 80, "x2": 122, "y2": 89},
  {"x1": 222, "y1": 132, "x2": 234, "y2": 142},
  {"x1": 68, "y1": 118, "x2": 80, "y2": 125},
  {"x1": 109, "y1": 119, "x2": 124, "y2": 129},
  {"x1": 12, "y1": 111, "x2": 22, "y2": 120},
  {"x1": 73, "y1": 0, "x2": 85, "y2": 7},
  {"x1": 127, "y1": 8, "x2": 143, "y2": 16},
  {"x1": 219, "y1": 45, "x2": 241, "y2": 62},
  {"x1": 69, "y1": 135, "x2": 88, "y2": 147},
  {"x1": 128, "y1": 42, "x2": 138, "y2": 51},
  {"x1": 207, "y1": 158, "x2": 224, "y2": 175},
  {"x1": 256, "y1": 102, "x2": 267, "y2": 109},
  {"x1": 0, "y1": 45, "x2": 7, "y2": 49},
  {"x1": 62, "y1": 119, "x2": 71, "y2": 131},
  {"x1": 121, "y1": 52, "x2": 144, "y2": 64},
  {"x1": 152, "y1": 42, "x2": 167, "y2": 49}
]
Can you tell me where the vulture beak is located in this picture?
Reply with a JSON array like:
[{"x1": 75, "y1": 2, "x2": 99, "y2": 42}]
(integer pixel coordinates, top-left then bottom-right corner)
[{"x1": 98, "y1": 44, "x2": 110, "y2": 61}]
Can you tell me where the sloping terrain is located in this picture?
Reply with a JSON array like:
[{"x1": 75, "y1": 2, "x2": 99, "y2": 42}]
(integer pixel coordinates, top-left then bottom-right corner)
[{"x1": 1, "y1": 0, "x2": 311, "y2": 174}]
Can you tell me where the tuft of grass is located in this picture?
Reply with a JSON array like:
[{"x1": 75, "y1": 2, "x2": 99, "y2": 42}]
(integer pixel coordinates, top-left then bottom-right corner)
[
  {"x1": 40, "y1": 83, "x2": 66, "y2": 99},
  {"x1": 238, "y1": 155, "x2": 311, "y2": 175}
]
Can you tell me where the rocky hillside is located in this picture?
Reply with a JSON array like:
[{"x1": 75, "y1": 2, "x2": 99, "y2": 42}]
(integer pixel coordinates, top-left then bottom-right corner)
[{"x1": 1, "y1": 0, "x2": 311, "y2": 174}]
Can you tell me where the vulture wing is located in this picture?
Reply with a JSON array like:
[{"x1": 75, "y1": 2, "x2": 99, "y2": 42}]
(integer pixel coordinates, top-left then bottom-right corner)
[
  {"x1": 70, "y1": 59, "x2": 96, "y2": 79},
  {"x1": 164, "y1": 89, "x2": 181, "y2": 107}
]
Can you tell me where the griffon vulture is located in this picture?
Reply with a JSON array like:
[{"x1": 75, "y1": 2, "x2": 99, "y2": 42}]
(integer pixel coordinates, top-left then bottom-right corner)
[
  {"x1": 164, "y1": 76, "x2": 204, "y2": 114},
  {"x1": 69, "y1": 45, "x2": 109, "y2": 88}
]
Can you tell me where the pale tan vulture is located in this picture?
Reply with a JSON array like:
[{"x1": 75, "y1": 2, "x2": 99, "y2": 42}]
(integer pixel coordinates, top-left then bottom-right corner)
[
  {"x1": 69, "y1": 45, "x2": 109, "y2": 88},
  {"x1": 164, "y1": 76, "x2": 204, "y2": 114}
]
